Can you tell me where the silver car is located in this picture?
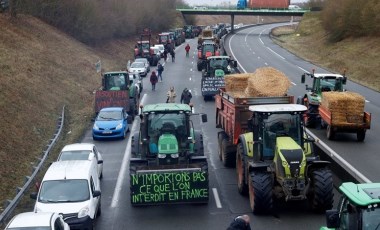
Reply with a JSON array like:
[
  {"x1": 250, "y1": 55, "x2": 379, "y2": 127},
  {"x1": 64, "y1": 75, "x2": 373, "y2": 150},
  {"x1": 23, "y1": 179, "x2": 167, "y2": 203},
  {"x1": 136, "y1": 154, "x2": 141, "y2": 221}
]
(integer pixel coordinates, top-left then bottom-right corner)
[
  {"x1": 129, "y1": 61, "x2": 148, "y2": 77},
  {"x1": 135, "y1": 57, "x2": 150, "y2": 73}
]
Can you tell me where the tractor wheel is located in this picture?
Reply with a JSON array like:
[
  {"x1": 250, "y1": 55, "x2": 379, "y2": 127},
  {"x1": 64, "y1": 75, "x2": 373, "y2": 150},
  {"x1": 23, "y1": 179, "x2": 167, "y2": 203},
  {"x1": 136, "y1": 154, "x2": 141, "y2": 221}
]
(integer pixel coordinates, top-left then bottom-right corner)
[
  {"x1": 309, "y1": 169, "x2": 334, "y2": 213},
  {"x1": 221, "y1": 137, "x2": 235, "y2": 168},
  {"x1": 236, "y1": 143, "x2": 248, "y2": 195},
  {"x1": 357, "y1": 130, "x2": 366, "y2": 142},
  {"x1": 218, "y1": 132, "x2": 227, "y2": 161},
  {"x1": 194, "y1": 131, "x2": 204, "y2": 156},
  {"x1": 326, "y1": 125, "x2": 335, "y2": 140},
  {"x1": 296, "y1": 96, "x2": 303, "y2": 105},
  {"x1": 131, "y1": 133, "x2": 140, "y2": 158},
  {"x1": 248, "y1": 172, "x2": 273, "y2": 214}
]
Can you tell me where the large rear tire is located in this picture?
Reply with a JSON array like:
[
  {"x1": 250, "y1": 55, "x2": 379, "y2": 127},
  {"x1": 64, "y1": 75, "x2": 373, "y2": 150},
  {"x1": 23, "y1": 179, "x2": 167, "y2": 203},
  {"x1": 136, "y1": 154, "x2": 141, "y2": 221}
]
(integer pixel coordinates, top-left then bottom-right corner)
[
  {"x1": 131, "y1": 133, "x2": 140, "y2": 158},
  {"x1": 326, "y1": 125, "x2": 335, "y2": 140},
  {"x1": 357, "y1": 130, "x2": 366, "y2": 142},
  {"x1": 248, "y1": 172, "x2": 273, "y2": 214},
  {"x1": 218, "y1": 132, "x2": 227, "y2": 161},
  {"x1": 221, "y1": 137, "x2": 235, "y2": 168},
  {"x1": 309, "y1": 169, "x2": 334, "y2": 213},
  {"x1": 237, "y1": 143, "x2": 248, "y2": 195}
]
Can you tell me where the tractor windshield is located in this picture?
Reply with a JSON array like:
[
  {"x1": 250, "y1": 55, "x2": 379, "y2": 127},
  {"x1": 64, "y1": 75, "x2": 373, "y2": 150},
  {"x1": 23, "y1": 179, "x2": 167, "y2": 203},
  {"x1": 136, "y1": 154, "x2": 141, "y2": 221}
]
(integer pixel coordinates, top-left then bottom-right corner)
[
  {"x1": 262, "y1": 113, "x2": 302, "y2": 158},
  {"x1": 314, "y1": 77, "x2": 344, "y2": 93},
  {"x1": 147, "y1": 113, "x2": 188, "y2": 145},
  {"x1": 104, "y1": 73, "x2": 128, "y2": 90},
  {"x1": 362, "y1": 206, "x2": 380, "y2": 229},
  {"x1": 159, "y1": 35, "x2": 168, "y2": 43},
  {"x1": 202, "y1": 44, "x2": 215, "y2": 55},
  {"x1": 209, "y1": 59, "x2": 228, "y2": 69}
]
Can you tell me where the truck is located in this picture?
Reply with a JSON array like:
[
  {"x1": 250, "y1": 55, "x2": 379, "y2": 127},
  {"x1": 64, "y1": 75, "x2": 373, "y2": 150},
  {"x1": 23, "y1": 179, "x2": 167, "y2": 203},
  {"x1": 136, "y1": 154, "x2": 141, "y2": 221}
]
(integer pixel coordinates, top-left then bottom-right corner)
[
  {"x1": 298, "y1": 71, "x2": 347, "y2": 127},
  {"x1": 129, "y1": 103, "x2": 209, "y2": 205},
  {"x1": 248, "y1": 0, "x2": 290, "y2": 9},
  {"x1": 197, "y1": 40, "x2": 220, "y2": 71},
  {"x1": 201, "y1": 56, "x2": 238, "y2": 100},
  {"x1": 237, "y1": 0, "x2": 247, "y2": 9},
  {"x1": 321, "y1": 182, "x2": 380, "y2": 230},
  {"x1": 134, "y1": 28, "x2": 159, "y2": 66},
  {"x1": 94, "y1": 71, "x2": 140, "y2": 119}
]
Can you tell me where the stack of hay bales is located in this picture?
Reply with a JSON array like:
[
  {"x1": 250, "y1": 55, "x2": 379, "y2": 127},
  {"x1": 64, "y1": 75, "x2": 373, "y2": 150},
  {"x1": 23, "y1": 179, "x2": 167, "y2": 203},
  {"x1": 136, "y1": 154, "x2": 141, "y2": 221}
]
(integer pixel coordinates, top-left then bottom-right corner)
[
  {"x1": 321, "y1": 92, "x2": 365, "y2": 126},
  {"x1": 224, "y1": 67, "x2": 291, "y2": 97}
]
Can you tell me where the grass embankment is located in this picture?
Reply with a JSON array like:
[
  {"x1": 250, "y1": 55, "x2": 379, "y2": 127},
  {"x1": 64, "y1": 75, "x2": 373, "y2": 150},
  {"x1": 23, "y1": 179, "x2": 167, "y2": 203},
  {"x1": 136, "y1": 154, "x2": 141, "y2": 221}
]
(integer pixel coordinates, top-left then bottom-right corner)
[
  {"x1": 0, "y1": 14, "x2": 136, "y2": 213},
  {"x1": 271, "y1": 12, "x2": 380, "y2": 92}
]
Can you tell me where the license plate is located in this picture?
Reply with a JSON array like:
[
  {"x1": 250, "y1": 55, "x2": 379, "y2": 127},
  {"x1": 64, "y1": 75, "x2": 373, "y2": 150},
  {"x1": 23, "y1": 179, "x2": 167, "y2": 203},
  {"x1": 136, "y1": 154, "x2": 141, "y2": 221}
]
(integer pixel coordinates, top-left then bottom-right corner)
[{"x1": 103, "y1": 131, "x2": 112, "y2": 134}]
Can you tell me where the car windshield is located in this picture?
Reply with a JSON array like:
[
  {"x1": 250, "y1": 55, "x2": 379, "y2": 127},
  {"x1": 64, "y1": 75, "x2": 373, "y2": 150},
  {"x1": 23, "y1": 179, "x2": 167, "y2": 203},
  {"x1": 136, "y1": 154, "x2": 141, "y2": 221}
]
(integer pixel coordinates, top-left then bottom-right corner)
[
  {"x1": 59, "y1": 150, "x2": 91, "y2": 161},
  {"x1": 97, "y1": 111, "x2": 123, "y2": 121},
  {"x1": 38, "y1": 179, "x2": 89, "y2": 203},
  {"x1": 131, "y1": 62, "x2": 144, "y2": 68},
  {"x1": 135, "y1": 59, "x2": 147, "y2": 64}
]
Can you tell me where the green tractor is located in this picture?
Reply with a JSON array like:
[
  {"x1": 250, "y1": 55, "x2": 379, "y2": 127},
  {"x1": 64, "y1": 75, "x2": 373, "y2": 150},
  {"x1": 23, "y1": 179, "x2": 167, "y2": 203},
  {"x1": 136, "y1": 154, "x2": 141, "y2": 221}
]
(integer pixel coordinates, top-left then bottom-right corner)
[
  {"x1": 321, "y1": 182, "x2": 380, "y2": 230},
  {"x1": 298, "y1": 70, "x2": 347, "y2": 127},
  {"x1": 130, "y1": 103, "x2": 209, "y2": 206},
  {"x1": 236, "y1": 104, "x2": 334, "y2": 214}
]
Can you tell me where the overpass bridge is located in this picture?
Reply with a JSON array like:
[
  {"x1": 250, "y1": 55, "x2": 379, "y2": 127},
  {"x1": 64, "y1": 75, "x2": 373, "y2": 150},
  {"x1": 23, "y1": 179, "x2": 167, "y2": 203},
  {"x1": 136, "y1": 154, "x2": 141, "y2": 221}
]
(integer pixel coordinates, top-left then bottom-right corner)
[{"x1": 177, "y1": 8, "x2": 309, "y2": 32}]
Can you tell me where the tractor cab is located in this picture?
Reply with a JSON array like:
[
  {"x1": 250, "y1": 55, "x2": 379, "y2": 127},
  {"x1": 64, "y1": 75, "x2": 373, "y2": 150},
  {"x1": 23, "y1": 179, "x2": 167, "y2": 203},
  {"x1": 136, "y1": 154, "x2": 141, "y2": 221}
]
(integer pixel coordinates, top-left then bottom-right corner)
[
  {"x1": 198, "y1": 40, "x2": 219, "y2": 59},
  {"x1": 134, "y1": 41, "x2": 152, "y2": 58},
  {"x1": 138, "y1": 103, "x2": 207, "y2": 165},
  {"x1": 203, "y1": 56, "x2": 237, "y2": 77},
  {"x1": 322, "y1": 182, "x2": 380, "y2": 230},
  {"x1": 103, "y1": 72, "x2": 130, "y2": 91},
  {"x1": 249, "y1": 104, "x2": 311, "y2": 161},
  {"x1": 301, "y1": 72, "x2": 347, "y2": 100}
]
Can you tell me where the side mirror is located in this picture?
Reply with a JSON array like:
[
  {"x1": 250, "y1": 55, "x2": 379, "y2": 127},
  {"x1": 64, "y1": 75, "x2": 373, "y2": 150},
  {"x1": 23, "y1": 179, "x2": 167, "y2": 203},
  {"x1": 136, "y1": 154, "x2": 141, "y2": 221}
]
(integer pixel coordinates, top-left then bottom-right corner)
[
  {"x1": 343, "y1": 76, "x2": 347, "y2": 84},
  {"x1": 233, "y1": 60, "x2": 237, "y2": 68},
  {"x1": 98, "y1": 159, "x2": 103, "y2": 164},
  {"x1": 201, "y1": 114, "x2": 208, "y2": 123},
  {"x1": 93, "y1": 190, "x2": 101, "y2": 198},
  {"x1": 325, "y1": 210, "x2": 340, "y2": 228},
  {"x1": 301, "y1": 74, "x2": 305, "y2": 83}
]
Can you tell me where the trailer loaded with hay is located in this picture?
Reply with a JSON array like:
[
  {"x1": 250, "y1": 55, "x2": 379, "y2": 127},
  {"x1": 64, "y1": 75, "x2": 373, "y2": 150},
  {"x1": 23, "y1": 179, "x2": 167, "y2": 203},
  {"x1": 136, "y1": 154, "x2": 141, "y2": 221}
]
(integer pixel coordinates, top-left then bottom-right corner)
[
  {"x1": 319, "y1": 91, "x2": 371, "y2": 141},
  {"x1": 215, "y1": 67, "x2": 294, "y2": 167}
]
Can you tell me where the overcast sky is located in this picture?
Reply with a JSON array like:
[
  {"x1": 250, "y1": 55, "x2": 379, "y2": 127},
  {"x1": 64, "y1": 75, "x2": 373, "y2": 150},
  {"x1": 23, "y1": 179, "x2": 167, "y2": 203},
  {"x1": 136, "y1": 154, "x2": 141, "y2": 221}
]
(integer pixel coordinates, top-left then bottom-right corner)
[{"x1": 183, "y1": 0, "x2": 307, "y2": 6}]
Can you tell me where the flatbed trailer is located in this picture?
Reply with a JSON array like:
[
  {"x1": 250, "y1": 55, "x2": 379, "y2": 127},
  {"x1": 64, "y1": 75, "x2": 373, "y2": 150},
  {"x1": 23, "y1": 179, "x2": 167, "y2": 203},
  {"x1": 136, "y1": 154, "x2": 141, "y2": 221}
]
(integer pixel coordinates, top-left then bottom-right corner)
[
  {"x1": 215, "y1": 87, "x2": 294, "y2": 167},
  {"x1": 319, "y1": 104, "x2": 371, "y2": 141}
]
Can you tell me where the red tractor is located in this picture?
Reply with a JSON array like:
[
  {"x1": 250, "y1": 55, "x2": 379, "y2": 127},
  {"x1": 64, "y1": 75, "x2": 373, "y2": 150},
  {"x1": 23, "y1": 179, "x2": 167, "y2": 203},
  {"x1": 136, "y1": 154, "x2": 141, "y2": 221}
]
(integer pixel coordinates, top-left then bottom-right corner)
[
  {"x1": 197, "y1": 40, "x2": 220, "y2": 71},
  {"x1": 134, "y1": 28, "x2": 159, "y2": 66}
]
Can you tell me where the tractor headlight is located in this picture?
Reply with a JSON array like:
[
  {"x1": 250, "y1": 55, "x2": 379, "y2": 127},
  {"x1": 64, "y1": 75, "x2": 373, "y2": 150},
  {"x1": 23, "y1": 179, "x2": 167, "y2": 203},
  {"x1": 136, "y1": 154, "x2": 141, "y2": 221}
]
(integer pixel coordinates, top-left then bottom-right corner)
[
  {"x1": 170, "y1": 153, "x2": 179, "y2": 158},
  {"x1": 282, "y1": 160, "x2": 289, "y2": 168},
  {"x1": 158, "y1": 154, "x2": 166, "y2": 159}
]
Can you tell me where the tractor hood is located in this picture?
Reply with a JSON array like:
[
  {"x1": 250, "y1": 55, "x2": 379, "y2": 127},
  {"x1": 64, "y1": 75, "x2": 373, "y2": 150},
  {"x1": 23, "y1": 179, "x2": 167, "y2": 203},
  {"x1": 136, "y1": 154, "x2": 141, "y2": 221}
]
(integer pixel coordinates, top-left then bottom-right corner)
[
  {"x1": 214, "y1": 69, "x2": 225, "y2": 77},
  {"x1": 276, "y1": 137, "x2": 306, "y2": 178},
  {"x1": 307, "y1": 92, "x2": 321, "y2": 105},
  {"x1": 158, "y1": 134, "x2": 178, "y2": 154}
]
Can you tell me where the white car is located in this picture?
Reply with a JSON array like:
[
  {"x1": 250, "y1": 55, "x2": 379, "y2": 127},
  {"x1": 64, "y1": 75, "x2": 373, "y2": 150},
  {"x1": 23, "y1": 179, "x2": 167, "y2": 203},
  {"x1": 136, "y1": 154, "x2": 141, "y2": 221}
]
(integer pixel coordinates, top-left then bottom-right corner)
[
  {"x1": 135, "y1": 57, "x2": 150, "y2": 73},
  {"x1": 57, "y1": 143, "x2": 103, "y2": 179},
  {"x1": 154, "y1": 44, "x2": 165, "y2": 57},
  {"x1": 129, "y1": 61, "x2": 148, "y2": 77},
  {"x1": 5, "y1": 212, "x2": 70, "y2": 230}
]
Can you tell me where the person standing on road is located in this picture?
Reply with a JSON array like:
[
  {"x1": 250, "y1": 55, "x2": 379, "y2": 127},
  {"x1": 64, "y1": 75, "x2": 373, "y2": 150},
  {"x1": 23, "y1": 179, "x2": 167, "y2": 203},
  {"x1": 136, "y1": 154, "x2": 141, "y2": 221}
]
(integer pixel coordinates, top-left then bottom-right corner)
[
  {"x1": 157, "y1": 62, "x2": 164, "y2": 82},
  {"x1": 163, "y1": 49, "x2": 168, "y2": 63},
  {"x1": 227, "y1": 215, "x2": 251, "y2": 230},
  {"x1": 150, "y1": 71, "x2": 158, "y2": 91},
  {"x1": 180, "y1": 88, "x2": 192, "y2": 104},
  {"x1": 166, "y1": 86, "x2": 177, "y2": 103},
  {"x1": 171, "y1": 49, "x2": 175, "y2": 63},
  {"x1": 185, "y1": 44, "x2": 190, "y2": 57}
]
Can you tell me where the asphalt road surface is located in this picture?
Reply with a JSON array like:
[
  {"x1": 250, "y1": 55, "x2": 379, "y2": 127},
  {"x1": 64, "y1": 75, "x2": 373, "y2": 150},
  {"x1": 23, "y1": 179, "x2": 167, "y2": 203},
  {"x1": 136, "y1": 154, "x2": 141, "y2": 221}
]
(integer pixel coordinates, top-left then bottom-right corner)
[{"x1": 79, "y1": 23, "x2": 379, "y2": 230}]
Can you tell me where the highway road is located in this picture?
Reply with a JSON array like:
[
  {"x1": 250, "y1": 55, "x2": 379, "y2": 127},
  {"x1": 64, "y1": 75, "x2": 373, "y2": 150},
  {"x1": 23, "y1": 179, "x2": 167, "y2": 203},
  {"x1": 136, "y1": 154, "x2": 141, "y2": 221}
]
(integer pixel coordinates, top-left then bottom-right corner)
[{"x1": 78, "y1": 23, "x2": 379, "y2": 229}]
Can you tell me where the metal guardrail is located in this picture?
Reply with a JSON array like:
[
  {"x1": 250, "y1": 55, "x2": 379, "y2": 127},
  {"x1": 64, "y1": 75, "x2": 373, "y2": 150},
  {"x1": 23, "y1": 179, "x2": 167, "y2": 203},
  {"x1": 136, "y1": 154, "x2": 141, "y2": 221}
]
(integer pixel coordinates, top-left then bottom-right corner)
[{"x1": 0, "y1": 106, "x2": 65, "y2": 225}]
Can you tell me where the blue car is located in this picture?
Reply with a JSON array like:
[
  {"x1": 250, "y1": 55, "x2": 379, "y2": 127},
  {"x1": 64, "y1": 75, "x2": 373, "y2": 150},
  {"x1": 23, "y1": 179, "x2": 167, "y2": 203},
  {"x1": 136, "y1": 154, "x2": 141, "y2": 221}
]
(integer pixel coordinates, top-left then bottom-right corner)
[{"x1": 92, "y1": 107, "x2": 131, "y2": 140}]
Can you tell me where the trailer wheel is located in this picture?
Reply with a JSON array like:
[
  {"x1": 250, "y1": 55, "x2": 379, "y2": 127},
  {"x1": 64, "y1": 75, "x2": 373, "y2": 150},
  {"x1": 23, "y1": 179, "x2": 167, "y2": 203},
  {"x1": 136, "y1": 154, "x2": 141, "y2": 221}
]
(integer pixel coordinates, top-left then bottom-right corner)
[
  {"x1": 248, "y1": 172, "x2": 273, "y2": 214},
  {"x1": 357, "y1": 130, "x2": 366, "y2": 142},
  {"x1": 222, "y1": 137, "x2": 235, "y2": 168},
  {"x1": 237, "y1": 143, "x2": 248, "y2": 195},
  {"x1": 218, "y1": 132, "x2": 227, "y2": 160},
  {"x1": 131, "y1": 133, "x2": 140, "y2": 158},
  {"x1": 309, "y1": 169, "x2": 334, "y2": 212},
  {"x1": 326, "y1": 125, "x2": 335, "y2": 140}
]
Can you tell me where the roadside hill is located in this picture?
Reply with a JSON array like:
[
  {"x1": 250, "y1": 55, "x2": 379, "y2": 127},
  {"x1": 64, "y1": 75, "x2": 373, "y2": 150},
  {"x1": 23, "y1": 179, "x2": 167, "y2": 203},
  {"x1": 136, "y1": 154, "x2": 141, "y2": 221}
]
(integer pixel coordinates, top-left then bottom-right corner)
[{"x1": 0, "y1": 14, "x2": 135, "y2": 209}]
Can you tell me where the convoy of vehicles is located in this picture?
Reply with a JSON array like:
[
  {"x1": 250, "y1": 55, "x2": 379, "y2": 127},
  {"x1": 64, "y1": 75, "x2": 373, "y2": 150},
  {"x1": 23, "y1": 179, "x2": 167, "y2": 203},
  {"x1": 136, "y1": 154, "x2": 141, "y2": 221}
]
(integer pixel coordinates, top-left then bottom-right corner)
[
  {"x1": 321, "y1": 182, "x2": 380, "y2": 230},
  {"x1": 201, "y1": 56, "x2": 237, "y2": 100},
  {"x1": 129, "y1": 103, "x2": 209, "y2": 205}
]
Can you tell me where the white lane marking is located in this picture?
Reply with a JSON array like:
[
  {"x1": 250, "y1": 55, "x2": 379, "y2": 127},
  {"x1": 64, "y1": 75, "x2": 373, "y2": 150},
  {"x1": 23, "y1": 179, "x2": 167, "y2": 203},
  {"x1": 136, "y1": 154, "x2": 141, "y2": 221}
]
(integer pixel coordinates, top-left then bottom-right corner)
[
  {"x1": 264, "y1": 62, "x2": 268, "y2": 66},
  {"x1": 212, "y1": 188, "x2": 222, "y2": 208},
  {"x1": 365, "y1": 100, "x2": 370, "y2": 103},
  {"x1": 267, "y1": 47, "x2": 285, "y2": 60},
  {"x1": 190, "y1": 68, "x2": 193, "y2": 72},
  {"x1": 228, "y1": 33, "x2": 247, "y2": 73},
  {"x1": 111, "y1": 94, "x2": 147, "y2": 208},
  {"x1": 291, "y1": 82, "x2": 296, "y2": 86},
  {"x1": 298, "y1": 66, "x2": 309, "y2": 73},
  {"x1": 306, "y1": 129, "x2": 371, "y2": 183}
]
